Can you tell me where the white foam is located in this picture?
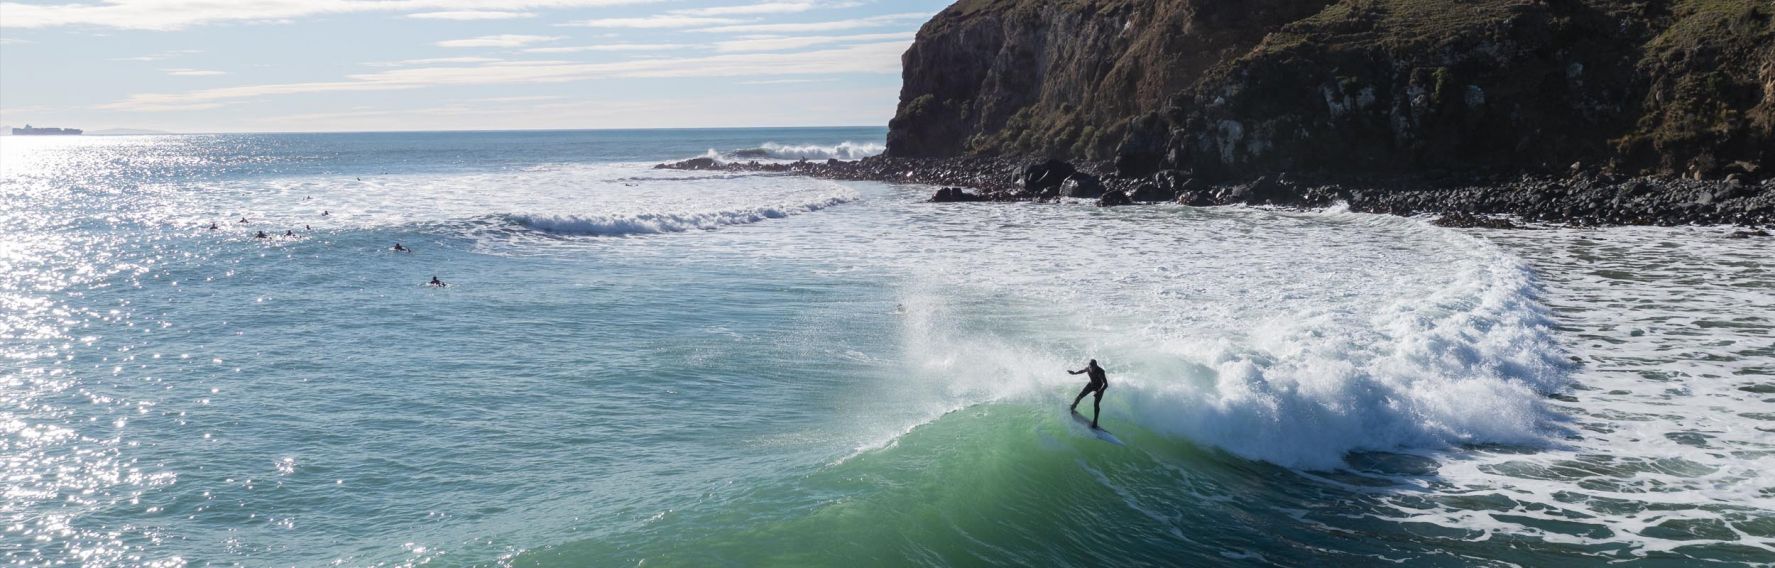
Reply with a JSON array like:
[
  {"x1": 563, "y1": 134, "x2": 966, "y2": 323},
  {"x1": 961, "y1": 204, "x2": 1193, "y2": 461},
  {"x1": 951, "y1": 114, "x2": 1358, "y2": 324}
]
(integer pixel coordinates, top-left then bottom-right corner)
[
  {"x1": 1124, "y1": 228, "x2": 1570, "y2": 469},
  {"x1": 508, "y1": 193, "x2": 856, "y2": 236},
  {"x1": 723, "y1": 197, "x2": 1768, "y2": 553},
  {"x1": 168, "y1": 162, "x2": 857, "y2": 241},
  {"x1": 707, "y1": 141, "x2": 886, "y2": 162},
  {"x1": 688, "y1": 198, "x2": 1574, "y2": 471}
]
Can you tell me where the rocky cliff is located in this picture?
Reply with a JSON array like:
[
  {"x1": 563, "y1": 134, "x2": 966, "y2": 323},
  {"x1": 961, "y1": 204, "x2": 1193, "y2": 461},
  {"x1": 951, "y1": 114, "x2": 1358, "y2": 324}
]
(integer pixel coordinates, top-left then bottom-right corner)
[{"x1": 886, "y1": 0, "x2": 1775, "y2": 181}]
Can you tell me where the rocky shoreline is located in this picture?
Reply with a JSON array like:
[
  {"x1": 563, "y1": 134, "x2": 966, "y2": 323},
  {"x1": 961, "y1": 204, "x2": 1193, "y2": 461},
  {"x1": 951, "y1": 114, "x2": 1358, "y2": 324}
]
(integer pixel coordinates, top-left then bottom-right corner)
[{"x1": 657, "y1": 156, "x2": 1774, "y2": 229}]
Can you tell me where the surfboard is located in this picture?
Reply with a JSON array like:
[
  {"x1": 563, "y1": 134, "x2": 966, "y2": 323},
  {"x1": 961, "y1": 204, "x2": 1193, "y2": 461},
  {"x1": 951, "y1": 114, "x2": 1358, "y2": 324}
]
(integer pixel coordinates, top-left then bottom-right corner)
[{"x1": 1070, "y1": 410, "x2": 1126, "y2": 446}]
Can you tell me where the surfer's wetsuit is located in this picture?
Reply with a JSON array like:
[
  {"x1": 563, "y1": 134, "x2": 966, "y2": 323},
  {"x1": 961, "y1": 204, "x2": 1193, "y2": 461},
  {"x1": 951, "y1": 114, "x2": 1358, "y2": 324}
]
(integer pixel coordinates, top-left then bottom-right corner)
[{"x1": 1069, "y1": 360, "x2": 1108, "y2": 428}]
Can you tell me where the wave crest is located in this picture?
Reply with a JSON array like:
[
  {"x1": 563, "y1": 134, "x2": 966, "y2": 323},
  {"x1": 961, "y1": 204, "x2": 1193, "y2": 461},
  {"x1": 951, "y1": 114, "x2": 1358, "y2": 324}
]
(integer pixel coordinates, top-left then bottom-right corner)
[
  {"x1": 507, "y1": 193, "x2": 856, "y2": 237},
  {"x1": 708, "y1": 141, "x2": 885, "y2": 162}
]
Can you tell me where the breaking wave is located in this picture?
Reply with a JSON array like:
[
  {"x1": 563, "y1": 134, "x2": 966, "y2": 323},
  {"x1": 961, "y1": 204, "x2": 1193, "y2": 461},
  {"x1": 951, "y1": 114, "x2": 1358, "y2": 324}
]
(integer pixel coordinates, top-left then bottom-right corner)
[
  {"x1": 506, "y1": 192, "x2": 857, "y2": 237},
  {"x1": 879, "y1": 212, "x2": 1574, "y2": 470},
  {"x1": 707, "y1": 141, "x2": 886, "y2": 162}
]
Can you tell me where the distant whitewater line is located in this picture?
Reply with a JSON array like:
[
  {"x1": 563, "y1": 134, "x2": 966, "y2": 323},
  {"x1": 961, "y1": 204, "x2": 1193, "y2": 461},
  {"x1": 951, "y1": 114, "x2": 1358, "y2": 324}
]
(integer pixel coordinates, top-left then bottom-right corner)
[
  {"x1": 508, "y1": 192, "x2": 856, "y2": 237},
  {"x1": 705, "y1": 141, "x2": 886, "y2": 162}
]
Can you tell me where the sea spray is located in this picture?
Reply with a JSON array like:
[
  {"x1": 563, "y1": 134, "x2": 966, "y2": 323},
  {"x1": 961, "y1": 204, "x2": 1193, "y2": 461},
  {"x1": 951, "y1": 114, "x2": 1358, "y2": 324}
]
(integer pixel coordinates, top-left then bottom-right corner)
[
  {"x1": 869, "y1": 209, "x2": 1573, "y2": 470},
  {"x1": 1115, "y1": 227, "x2": 1571, "y2": 469},
  {"x1": 704, "y1": 141, "x2": 887, "y2": 163}
]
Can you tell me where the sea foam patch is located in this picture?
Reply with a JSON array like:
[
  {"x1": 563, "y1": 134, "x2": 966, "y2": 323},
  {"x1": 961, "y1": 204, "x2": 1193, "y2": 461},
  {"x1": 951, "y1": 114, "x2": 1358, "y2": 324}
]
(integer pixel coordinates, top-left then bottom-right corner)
[{"x1": 508, "y1": 192, "x2": 857, "y2": 237}]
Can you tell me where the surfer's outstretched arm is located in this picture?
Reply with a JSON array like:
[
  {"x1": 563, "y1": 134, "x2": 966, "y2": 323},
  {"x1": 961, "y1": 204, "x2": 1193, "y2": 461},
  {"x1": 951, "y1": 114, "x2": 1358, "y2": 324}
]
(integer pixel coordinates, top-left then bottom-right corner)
[{"x1": 1067, "y1": 369, "x2": 1085, "y2": 375}]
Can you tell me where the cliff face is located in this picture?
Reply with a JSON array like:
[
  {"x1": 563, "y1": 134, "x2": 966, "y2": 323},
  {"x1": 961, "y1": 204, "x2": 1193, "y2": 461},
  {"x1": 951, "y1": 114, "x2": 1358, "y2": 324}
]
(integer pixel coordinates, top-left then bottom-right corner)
[{"x1": 886, "y1": 0, "x2": 1775, "y2": 180}]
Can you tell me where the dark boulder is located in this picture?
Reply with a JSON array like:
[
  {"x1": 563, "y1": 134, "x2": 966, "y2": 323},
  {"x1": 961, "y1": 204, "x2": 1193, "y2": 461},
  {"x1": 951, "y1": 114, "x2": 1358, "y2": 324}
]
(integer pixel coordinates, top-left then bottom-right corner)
[
  {"x1": 1247, "y1": 175, "x2": 1301, "y2": 205},
  {"x1": 930, "y1": 187, "x2": 986, "y2": 202},
  {"x1": 1059, "y1": 173, "x2": 1105, "y2": 199},
  {"x1": 1713, "y1": 182, "x2": 1755, "y2": 202},
  {"x1": 1113, "y1": 113, "x2": 1167, "y2": 178},
  {"x1": 1096, "y1": 190, "x2": 1132, "y2": 207},
  {"x1": 659, "y1": 157, "x2": 721, "y2": 170},
  {"x1": 1150, "y1": 169, "x2": 1188, "y2": 191},
  {"x1": 1213, "y1": 182, "x2": 1250, "y2": 204},
  {"x1": 1177, "y1": 190, "x2": 1213, "y2": 206},
  {"x1": 1159, "y1": 173, "x2": 1211, "y2": 205},
  {"x1": 1728, "y1": 229, "x2": 1770, "y2": 239},
  {"x1": 1128, "y1": 183, "x2": 1174, "y2": 203},
  {"x1": 1432, "y1": 212, "x2": 1520, "y2": 229},
  {"x1": 1021, "y1": 159, "x2": 1076, "y2": 193}
]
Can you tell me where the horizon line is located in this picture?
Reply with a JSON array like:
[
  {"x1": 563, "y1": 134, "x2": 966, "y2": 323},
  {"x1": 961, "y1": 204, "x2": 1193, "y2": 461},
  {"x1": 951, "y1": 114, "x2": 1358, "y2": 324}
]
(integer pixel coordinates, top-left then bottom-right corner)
[{"x1": 0, "y1": 124, "x2": 890, "y2": 137}]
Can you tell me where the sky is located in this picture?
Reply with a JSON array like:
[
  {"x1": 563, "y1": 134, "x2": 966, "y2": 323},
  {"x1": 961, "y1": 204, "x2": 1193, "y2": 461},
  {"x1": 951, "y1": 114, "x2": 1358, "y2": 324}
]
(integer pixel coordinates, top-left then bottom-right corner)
[{"x1": 0, "y1": 0, "x2": 954, "y2": 133}]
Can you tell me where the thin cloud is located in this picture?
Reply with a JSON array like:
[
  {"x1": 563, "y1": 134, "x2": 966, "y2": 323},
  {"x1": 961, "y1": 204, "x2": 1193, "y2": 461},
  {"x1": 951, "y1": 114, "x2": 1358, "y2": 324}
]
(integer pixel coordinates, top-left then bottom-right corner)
[
  {"x1": 436, "y1": 34, "x2": 562, "y2": 48},
  {"x1": 109, "y1": 101, "x2": 228, "y2": 112},
  {"x1": 1, "y1": 0, "x2": 667, "y2": 31},
  {"x1": 164, "y1": 68, "x2": 227, "y2": 76},
  {"x1": 102, "y1": 40, "x2": 913, "y2": 111},
  {"x1": 407, "y1": 11, "x2": 536, "y2": 20},
  {"x1": 738, "y1": 78, "x2": 837, "y2": 85},
  {"x1": 563, "y1": 15, "x2": 742, "y2": 29},
  {"x1": 695, "y1": 12, "x2": 930, "y2": 34},
  {"x1": 111, "y1": 49, "x2": 203, "y2": 62},
  {"x1": 364, "y1": 56, "x2": 504, "y2": 67},
  {"x1": 470, "y1": 95, "x2": 568, "y2": 102},
  {"x1": 670, "y1": 2, "x2": 815, "y2": 16},
  {"x1": 522, "y1": 43, "x2": 696, "y2": 53},
  {"x1": 715, "y1": 31, "x2": 910, "y2": 53}
]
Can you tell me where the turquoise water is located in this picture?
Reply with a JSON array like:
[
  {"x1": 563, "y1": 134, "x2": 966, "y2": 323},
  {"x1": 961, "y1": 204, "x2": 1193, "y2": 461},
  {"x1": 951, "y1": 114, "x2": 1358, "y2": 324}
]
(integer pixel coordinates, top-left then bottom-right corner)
[{"x1": 2, "y1": 129, "x2": 1770, "y2": 566}]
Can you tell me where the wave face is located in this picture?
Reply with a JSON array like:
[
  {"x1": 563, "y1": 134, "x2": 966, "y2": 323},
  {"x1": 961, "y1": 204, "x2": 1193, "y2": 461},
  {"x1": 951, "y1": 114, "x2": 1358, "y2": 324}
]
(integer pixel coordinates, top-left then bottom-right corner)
[
  {"x1": 522, "y1": 204, "x2": 1730, "y2": 567},
  {"x1": 711, "y1": 141, "x2": 886, "y2": 162},
  {"x1": 506, "y1": 193, "x2": 855, "y2": 236}
]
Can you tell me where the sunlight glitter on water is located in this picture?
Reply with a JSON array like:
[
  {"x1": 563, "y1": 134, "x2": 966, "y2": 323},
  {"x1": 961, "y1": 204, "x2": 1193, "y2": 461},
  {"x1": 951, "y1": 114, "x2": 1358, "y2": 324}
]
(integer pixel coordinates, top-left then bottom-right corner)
[{"x1": 3, "y1": 132, "x2": 1770, "y2": 566}]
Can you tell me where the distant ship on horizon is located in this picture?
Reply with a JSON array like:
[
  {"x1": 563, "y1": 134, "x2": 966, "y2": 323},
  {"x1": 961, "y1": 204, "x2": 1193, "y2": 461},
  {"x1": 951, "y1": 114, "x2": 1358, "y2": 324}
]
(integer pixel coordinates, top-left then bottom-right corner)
[{"x1": 12, "y1": 124, "x2": 83, "y2": 136}]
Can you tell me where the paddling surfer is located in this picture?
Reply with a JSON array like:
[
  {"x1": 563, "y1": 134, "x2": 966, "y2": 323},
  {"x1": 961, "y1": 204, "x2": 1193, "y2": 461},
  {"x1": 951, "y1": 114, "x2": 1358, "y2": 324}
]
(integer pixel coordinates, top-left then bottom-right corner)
[{"x1": 1068, "y1": 359, "x2": 1108, "y2": 429}]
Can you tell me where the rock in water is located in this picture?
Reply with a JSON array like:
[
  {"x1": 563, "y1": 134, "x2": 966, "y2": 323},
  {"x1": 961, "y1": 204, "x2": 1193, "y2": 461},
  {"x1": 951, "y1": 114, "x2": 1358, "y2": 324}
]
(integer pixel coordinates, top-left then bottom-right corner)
[
  {"x1": 1059, "y1": 173, "x2": 1106, "y2": 198},
  {"x1": 1433, "y1": 213, "x2": 1520, "y2": 230},
  {"x1": 930, "y1": 187, "x2": 986, "y2": 202},
  {"x1": 1128, "y1": 183, "x2": 1173, "y2": 203},
  {"x1": 659, "y1": 157, "x2": 720, "y2": 171},
  {"x1": 1021, "y1": 159, "x2": 1076, "y2": 194},
  {"x1": 1097, "y1": 190, "x2": 1133, "y2": 207}
]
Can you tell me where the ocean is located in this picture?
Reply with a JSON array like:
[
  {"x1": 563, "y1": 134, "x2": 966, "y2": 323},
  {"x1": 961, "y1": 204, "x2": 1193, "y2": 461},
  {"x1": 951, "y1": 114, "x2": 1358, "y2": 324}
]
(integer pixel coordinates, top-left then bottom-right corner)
[{"x1": 1, "y1": 128, "x2": 1769, "y2": 567}]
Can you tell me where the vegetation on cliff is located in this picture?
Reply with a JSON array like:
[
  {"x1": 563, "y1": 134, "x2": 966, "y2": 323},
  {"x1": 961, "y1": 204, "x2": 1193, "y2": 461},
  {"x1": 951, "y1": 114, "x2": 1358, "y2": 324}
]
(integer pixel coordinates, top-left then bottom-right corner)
[{"x1": 886, "y1": 0, "x2": 1774, "y2": 180}]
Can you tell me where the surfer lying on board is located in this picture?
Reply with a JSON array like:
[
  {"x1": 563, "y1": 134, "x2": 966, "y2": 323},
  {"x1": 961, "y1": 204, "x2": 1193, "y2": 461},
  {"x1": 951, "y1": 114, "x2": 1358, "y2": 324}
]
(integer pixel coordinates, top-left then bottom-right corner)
[{"x1": 1068, "y1": 359, "x2": 1108, "y2": 429}]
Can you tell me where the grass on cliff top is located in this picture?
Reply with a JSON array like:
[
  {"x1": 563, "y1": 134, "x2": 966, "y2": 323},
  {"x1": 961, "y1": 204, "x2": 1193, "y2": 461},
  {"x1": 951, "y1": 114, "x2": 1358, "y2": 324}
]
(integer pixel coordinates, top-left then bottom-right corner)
[
  {"x1": 1256, "y1": 0, "x2": 1529, "y2": 55},
  {"x1": 942, "y1": 0, "x2": 1145, "y2": 17},
  {"x1": 1629, "y1": 0, "x2": 1774, "y2": 155},
  {"x1": 1649, "y1": 0, "x2": 1774, "y2": 52}
]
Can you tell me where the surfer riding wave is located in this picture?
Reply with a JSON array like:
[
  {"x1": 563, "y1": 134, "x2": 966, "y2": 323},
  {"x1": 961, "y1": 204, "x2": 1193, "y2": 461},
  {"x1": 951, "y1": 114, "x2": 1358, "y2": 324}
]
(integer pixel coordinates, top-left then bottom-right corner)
[{"x1": 1068, "y1": 359, "x2": 1108, "y2": 429}]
